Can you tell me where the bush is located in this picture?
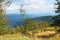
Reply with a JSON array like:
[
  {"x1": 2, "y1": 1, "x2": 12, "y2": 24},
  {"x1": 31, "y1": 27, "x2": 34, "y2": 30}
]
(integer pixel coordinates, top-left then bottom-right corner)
[
  {"x1": 0, "y1": 25, "x2": 21, "y2": 35},
  {"x1": 0, "y1": 25, "x2": 9, "y2": 35}
]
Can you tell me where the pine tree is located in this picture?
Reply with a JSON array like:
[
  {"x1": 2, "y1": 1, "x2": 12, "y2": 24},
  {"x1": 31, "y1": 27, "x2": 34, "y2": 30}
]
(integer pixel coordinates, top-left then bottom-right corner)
[
  {"x1": 0, "y1": 0, "x2": 11, "y2": 35},
  {"x1": 55, "y1": 0, "x2": 60, "y2": 13},
  {"x1": 52, "y1": 0, "x2": 60, "y2": 26},
  {"x1": 51, "y1": 0, "x2": 60, "y2": 32},
  {"x1": 0, "y1": 0, "x2": 11, "y2": 26}
]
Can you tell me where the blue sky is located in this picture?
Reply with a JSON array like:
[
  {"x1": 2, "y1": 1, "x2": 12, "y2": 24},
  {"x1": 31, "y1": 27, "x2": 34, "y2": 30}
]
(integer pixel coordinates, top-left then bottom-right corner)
[{"x1": 5, "y1": 0, "x2": 56, "y2": 16}]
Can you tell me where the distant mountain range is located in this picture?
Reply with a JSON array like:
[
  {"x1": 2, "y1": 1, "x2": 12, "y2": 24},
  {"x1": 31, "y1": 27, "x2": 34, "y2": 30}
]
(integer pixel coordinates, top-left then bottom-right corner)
[
  {"x1": 6, "y1": 14, "x2": 53, "y2": 26},
  {"x1": 6, "y1": 14, "x2": 36, "y2": 26},
  {"x1": 33, "y1": 16, "x2": 52, "y2": 22}
]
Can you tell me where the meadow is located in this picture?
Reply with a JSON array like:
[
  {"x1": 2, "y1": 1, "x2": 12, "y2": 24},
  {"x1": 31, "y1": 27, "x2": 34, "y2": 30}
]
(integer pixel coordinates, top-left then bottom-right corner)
[
  {"x1": 0, "y1": 32, "x2": 60, "y2": 40},
  {"x1": 0, "y1": 19, "x2": 60, "y2": 40}
]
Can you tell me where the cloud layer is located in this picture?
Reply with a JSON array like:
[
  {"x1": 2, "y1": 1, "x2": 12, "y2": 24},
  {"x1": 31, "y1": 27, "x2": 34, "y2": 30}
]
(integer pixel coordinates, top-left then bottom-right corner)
[{"x1": 6, "y1": 0, "x2": 54, "y2": 14}]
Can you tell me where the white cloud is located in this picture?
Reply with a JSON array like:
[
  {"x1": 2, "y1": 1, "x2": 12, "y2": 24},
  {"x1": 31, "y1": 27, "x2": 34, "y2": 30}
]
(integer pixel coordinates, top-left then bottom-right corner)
[
  {"x1": 24, "y1": 0, "x2": 54, "y2": 13},
  {"x1": 6, "y1": 2, "x2": 20, "y2": 11},
  {"x1": 6, "y1": 0, "x2": 54, "y2": 14}
]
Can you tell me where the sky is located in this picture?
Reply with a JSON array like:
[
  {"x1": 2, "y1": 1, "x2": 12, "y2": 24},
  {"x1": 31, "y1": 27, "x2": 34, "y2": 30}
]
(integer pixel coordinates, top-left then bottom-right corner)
[{"x1": 5, "y1": 0, "x2": 57, "y2": 16}]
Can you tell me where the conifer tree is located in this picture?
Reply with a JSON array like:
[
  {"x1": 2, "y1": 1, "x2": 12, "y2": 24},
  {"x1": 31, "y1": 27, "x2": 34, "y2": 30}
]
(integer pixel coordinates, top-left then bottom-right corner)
[
  {"x1": 51, "y1": 0, "x2": 60, "y2": 32},
  {"x1": 52, "y1": 0, "x2": 60, "y2": 26},
  {"x1": 0, "y1": 0, "x2": 11, "y2": 35}
]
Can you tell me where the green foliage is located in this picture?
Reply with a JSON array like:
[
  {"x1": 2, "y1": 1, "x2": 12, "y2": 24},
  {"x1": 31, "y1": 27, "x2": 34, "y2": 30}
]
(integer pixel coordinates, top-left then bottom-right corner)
[
  {"x1": 0, "y1": 26, "x2": 8, "y2": 35},
  {"x1": 20, "y1": 18, "x2": 51, "y2": 34},
  {"x1": 0, "y1": 0, "x2": 8, "y2": 35},
  {"x1": 51, "y1": 0, "x2": 60, "y2": 27},
  {"x1": 16, "y1": 26, "x2": 21, "y2": 32},
  {"x1": 51, "y1": 0, "x2": 60, "y2": 32},
  {"x1": 0, "y1": 0, "x2": 15, "y2": 35},
  {"x1": 55, "y1": 0, "x2": 60, "y2": 13},
  {"x1": 0, "y1": 25, "x2": 21, "y2": 35}
]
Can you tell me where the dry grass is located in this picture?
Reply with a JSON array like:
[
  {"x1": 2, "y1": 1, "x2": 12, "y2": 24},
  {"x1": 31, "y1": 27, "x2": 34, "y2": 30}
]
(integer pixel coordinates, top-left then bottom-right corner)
[
  {"x1": 0, "y1": 33, "x2": 60, "y2": 40},
  {"x1": 0, "y1": 33, "x2": 33, "y2": 40}
]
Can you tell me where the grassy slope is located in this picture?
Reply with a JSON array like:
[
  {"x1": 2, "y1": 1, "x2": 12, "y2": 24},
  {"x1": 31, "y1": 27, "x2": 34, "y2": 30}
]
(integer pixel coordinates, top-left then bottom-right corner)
[
  {"x1": 0, "y1": 34, "x2": 33, "y2": 40},
  {"x1": 0, "y1": 33, "x2": 60, "y2": 40},
  {"x1": 0, "y1": 36, "x2": 33, "y2": 40}
]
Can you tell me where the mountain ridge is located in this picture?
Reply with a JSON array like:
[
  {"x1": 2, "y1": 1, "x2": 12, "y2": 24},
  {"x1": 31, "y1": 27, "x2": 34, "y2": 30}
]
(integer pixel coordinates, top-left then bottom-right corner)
[{"x1": 6, "y1": 14, "x2": 53, "y2": 26}]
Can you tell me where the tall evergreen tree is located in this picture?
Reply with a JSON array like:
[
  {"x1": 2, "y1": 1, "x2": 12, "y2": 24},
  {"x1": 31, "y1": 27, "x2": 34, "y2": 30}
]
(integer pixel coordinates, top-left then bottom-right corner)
[
  {"x1": 51, "y1": 0, "x2": 60, "y2": 32},
  {"x1": 0, "y1": 0, "x2": 11, "y2": 26},
  {"x1": 0, "y1": 0, "x2": 11, "y2": 35},
  {"x1": 52, "y1": 0, "x2": 60, "y2": 26},
  {"x1": 55, "y1": 0, "x2": 60, "y2": 13}
]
